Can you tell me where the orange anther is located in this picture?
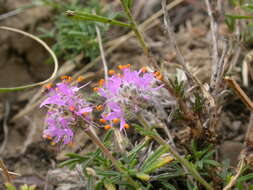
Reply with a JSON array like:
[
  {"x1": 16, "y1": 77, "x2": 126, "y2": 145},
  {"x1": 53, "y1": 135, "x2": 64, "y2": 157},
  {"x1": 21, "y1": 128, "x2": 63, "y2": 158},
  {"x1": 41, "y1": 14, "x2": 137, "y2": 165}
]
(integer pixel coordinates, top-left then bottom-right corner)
[
  {"x1": 43, "y1": 135, "x2": 52, "y2": 140},
  {"x1": 67, "y1": 76, "x2": 72, "y2": 82},
  {"x1": 99, "y1": 79, "x2": 105, "y2": 87},
  {"x1": 45, "y1": 83, "x2": 53, "y2": 90},
  {"x1": 61, "y1": 75, "x2": 69, "y2": 80},
  {"x1": 69, "y1": 106, "x2": 75, "y2": 112},
  {"x1": 157, "y1": 74, "x2": 163, "y2": 80},
  {"x1": 82, "y1": 112, "x2": 88, "y2": 117},
  {"x1": 104, "y1": 125, "x2": 111, "y2": 130},
  {"x1": 126, "y1": 64, "x2": 131, "y2": 68},
  {"x1": 124, "y1": 123, "x2": 130, "y2": 129},
  {"x1": 154, "y1": 71, "x2": 163, "y2": 80},
  {"x1": 96, "y1": 105, "x2": 103, "y2": 111},
  {"x1": 141, "y1": 66, "x2": 147, "y2": 73},
  {"x1": 109, "y1": 70, "x2": 116, "y2": 75},
  {"x1": 118, "y1": 65, "x2": 124, "y2": 70},
  {"x1": 77, "y1": 76, "x2": 85, "y2": 82},
  {"x1": 113, "y1": 118, "x2": 120, "y2": 124},
  {"x1": 99, "y1": 118, "x2": 106, "y2": 123},
  {"x1": 93, "y1": 87, "x2": 99, "y2": 92}
]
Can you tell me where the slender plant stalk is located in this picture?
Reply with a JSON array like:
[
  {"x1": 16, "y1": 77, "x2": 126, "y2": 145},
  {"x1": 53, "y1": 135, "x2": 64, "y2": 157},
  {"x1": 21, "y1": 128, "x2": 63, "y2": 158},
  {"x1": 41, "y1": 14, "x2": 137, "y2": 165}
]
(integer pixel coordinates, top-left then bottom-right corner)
[
  {"x1": 137, "y1": 114, "x2": 214, "y2": 190},
  {"x1": 84, "y1": 128, "x2": 142, "y2": 190},
  {"x1": 119, "y1": 0, "x2": 149, "y2": 57}
]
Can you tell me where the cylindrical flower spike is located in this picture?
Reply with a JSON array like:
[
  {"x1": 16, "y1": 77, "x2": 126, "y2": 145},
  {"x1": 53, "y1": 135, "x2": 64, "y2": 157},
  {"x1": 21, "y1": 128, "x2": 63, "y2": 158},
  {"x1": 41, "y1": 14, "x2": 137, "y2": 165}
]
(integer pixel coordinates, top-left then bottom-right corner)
[
  {"x1": 40, "y1": 80, "x2": 93, "y2": 145},
  {"x1": 98, "y1": 66, "x2": 164, "y2": 130}
]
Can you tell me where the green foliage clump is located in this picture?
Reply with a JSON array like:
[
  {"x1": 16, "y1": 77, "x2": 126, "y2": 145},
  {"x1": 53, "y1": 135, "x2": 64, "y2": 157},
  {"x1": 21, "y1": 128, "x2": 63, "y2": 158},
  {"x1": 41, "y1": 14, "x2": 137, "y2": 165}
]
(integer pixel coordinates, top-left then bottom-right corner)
[{"x1": 38, "y1": 0, "x2": 114, "y2": 60}]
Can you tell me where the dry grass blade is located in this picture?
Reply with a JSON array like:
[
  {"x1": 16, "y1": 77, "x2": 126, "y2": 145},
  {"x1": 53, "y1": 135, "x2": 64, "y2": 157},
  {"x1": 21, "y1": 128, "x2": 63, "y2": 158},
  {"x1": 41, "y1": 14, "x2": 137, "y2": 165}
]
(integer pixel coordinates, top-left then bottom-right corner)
[
  {"x1": 0, "y1": 26, "x2": 58, "y2": 92},
  {"x1": 0, "y1": 159, "x2": 12, "y2": 183},
  {"x1": 161, "y1": 0, "x2": 215, "y2": 107},
  {"x1": 224, "y1": 77, "x2": 253, "y2": 112}
]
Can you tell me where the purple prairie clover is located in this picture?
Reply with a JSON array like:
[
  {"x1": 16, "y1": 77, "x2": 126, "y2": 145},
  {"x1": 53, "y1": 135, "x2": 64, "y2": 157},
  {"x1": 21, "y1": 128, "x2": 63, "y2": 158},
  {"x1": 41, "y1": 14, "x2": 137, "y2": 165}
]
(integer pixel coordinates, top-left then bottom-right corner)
[
  {"x1": 41, "y1": 77, "x2": 92, "y2": 145},
  {"x1": 97, "y1": 65, "x2": 163, "y2": 130}
]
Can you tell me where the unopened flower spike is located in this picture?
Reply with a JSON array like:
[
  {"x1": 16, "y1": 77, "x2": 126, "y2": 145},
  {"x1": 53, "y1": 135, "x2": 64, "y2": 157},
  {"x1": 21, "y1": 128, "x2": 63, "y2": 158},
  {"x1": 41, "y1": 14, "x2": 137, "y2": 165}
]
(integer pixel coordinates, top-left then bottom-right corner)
[
  {"x1": 98, "y1": 65, "x2": 164, "y2": 130},
  {"x1": 40, "y1": 80, "x2": 93, "y2": 145}
]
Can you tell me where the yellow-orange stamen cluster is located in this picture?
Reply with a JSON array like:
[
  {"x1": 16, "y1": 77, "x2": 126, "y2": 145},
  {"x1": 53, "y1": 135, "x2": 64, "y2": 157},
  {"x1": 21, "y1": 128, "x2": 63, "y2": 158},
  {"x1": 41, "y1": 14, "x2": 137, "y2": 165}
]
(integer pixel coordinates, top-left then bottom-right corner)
[
  {"x1": 82, "y1": 112, "x2": 88, "y2": 117},
  {"x1": 61, "y1": 75, "x2": 72, "y2": 82},
  {"x1": 108, "y1": 69, "x2": 116, "y2": 75},
  {"x1": 99, "y1": 79, "x2": 105, "y2": 87},
  {"x1": 118, "y1": 64, "x2": 131, "y2": 70},
  {"x1": 154, "y1": 71, "x2": 163, "y2": 80},
  {"x1": 77, "y1": 76, "x2": 85, "y2": 82},
  {"x1": 124, "y1": 123, "x2": 130, "y2": 129},
  {"x1": 93, "y1": 87, "x2": 99, "y2": 92},
  {"x1": 69, "y1": 106, "x2": 75, "y2": 112},
  {"x1": 99, "y1": 118, "x2": 106, "y2": 123},
  {"x1": 45, "y1": 83, "x2": 53, "y2": 90},
  {"x1": 43, "y1": 135, "x2": 52, "y2": 140},
  {"x1": 141, "y1": 66, "x2": 147, "y2": 73},
  {"x1": 104, "y1": 125, "x2": 111, "y2": 130},
  {"x1": 96, "y1": 105, "x2": 103, "y2": 111},
  {"x1": 113, "y1": 118, "x2": 120, "y2": 124}
]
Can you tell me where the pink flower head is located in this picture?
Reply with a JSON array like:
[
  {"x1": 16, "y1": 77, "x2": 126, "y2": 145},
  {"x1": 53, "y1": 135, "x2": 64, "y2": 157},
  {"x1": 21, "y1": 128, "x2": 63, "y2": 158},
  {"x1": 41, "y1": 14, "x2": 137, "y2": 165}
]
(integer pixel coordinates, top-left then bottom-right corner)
[
  {"x1": 98, "y1": 65, "x2": 162, "y2": 130},
  {"x1": 41, "y1": 78, "x2": 93, "y2": 144}
]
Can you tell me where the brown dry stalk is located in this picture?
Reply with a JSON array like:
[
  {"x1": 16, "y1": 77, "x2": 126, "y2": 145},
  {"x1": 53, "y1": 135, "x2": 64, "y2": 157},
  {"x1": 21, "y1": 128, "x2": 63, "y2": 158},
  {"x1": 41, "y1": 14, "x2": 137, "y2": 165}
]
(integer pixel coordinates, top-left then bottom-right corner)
[
  {"x1": 0, "y1": 159, "x2": 12, "y2": 183},
  {"x1": 224, "y1": 77, "x2": 253, "y2": 112}
]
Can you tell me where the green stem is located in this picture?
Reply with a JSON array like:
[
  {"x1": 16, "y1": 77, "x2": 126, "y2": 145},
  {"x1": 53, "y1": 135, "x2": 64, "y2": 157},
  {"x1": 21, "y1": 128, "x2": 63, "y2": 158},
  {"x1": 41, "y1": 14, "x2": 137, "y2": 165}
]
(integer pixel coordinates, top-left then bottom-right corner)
[
  {"x1": 119, "y1": 0, "x2": 149, "y2": 56},
  {"x1": 84, "y1": 128, "x2": 142, "y2": 190},
  {"x1": 66, "y1": 10, "x2": 131, "y2": 28},
  {"x1": 137, "y1": 115, "x2": 214, "y2": 190}
]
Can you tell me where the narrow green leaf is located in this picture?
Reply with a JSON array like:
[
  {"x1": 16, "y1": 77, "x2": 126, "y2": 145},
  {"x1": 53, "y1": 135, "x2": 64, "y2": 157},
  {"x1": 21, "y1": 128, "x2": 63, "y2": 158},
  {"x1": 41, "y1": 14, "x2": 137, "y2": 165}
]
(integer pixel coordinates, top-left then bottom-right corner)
[
  {"x1": 225, "y1": 14, "x2": 253, "y2": 19},
  {"x1": 143, "y1": 156, "x2": 174, "y2": 174},
  {"x1": 238, "y1": 173, "x2": 253, "y2": 183},
  {"x1": 66, "y1": 10, "x2": 130, "y2": 28},
  {"x1": 161, "y1": 182, "x2": 177, "y2": 190},
  {"x1": 140, "y1": 145, "x2": 169, "y2": 172}
]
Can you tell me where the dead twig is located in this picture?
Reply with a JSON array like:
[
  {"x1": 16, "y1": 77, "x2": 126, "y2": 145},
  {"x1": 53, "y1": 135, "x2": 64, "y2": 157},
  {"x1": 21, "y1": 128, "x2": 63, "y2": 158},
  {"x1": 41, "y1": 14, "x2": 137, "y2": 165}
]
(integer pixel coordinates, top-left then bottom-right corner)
[
  {"x1": 0, "y1": 159, "x2": 12, "y2": 184},
  {"x1": 162, "y1": 0, "x2": 215, "y2": 108},
  {"x1": 224, "y1": 77, "x2": 253, "y2": 113},
  {"x1": 204, "y1": 0, "x2": 219, "y2": 91}
]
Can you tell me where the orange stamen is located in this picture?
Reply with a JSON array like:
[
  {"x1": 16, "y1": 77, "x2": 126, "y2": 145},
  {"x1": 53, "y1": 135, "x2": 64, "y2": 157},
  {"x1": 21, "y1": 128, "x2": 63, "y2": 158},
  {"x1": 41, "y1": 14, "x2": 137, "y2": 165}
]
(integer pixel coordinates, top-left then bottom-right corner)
[
  {"x1": 69, "y1": 106, "x2": 75, "y2": 112},
  {"x1": 124, "y1": 123, "x2": 130, "y2": 129},
  {"x1": 113, "y1": 118, "x2": 120, "y2": 124},
  {"x1": 141, "y1": 66, "x2": 147, "y2": 73},
  {"x1": 67, "y1": 76, "x2": 72, "y2": 82},
  {"x1": 51, "y1": 141, "x2": 56, "y2": 146},
  {"x1": 99, "y1": 118, "x2": 106, "y2": 123},
  {"x1": 104, "y1": 125, "x2": 111, "y2": 130},
  {"x1": 43, "y1": 135, "x2": 52, "y2": 140},
  {"x1": 77, "y1": 76, "x2": 85, "y2": 82},
  {"x1": 45, "y1": 83, "x2": 53, "y2": 90},
  {"x1": 93, "y1": 87, "x2": 99, "y2": 92},
  {"x1": 96, "y1": 105, "x2": 103, "y2": 111},
  {"x1": 118, "y1": 65, "x2": 124, "y2": 70},
  {"x1": 126, "y1": 64, "x2": 131, "y2": 68},
  {"x1": 109, "y1": 70, "x2": 116, "y2": 75},
  {"x1": 99, "y1": 79, "x2": 105, "y2": 87},
  {"x1": 82, "y1": 112, "x2": 88, "y2": 117},
  {"x1": 154, "y1": 71, "x2": 163, "y2": 80},
  {"x1": 61, "y1": 75, "x2": 68, "y2": 80}
]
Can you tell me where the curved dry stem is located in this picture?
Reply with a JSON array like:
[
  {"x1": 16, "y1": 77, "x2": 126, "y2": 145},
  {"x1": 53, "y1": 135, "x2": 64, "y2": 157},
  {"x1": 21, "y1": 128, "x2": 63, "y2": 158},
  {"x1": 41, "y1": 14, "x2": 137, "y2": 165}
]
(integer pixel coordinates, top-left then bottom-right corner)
[{"x1": 0, "y1": 26, "x2": 58, "y2": 92}]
